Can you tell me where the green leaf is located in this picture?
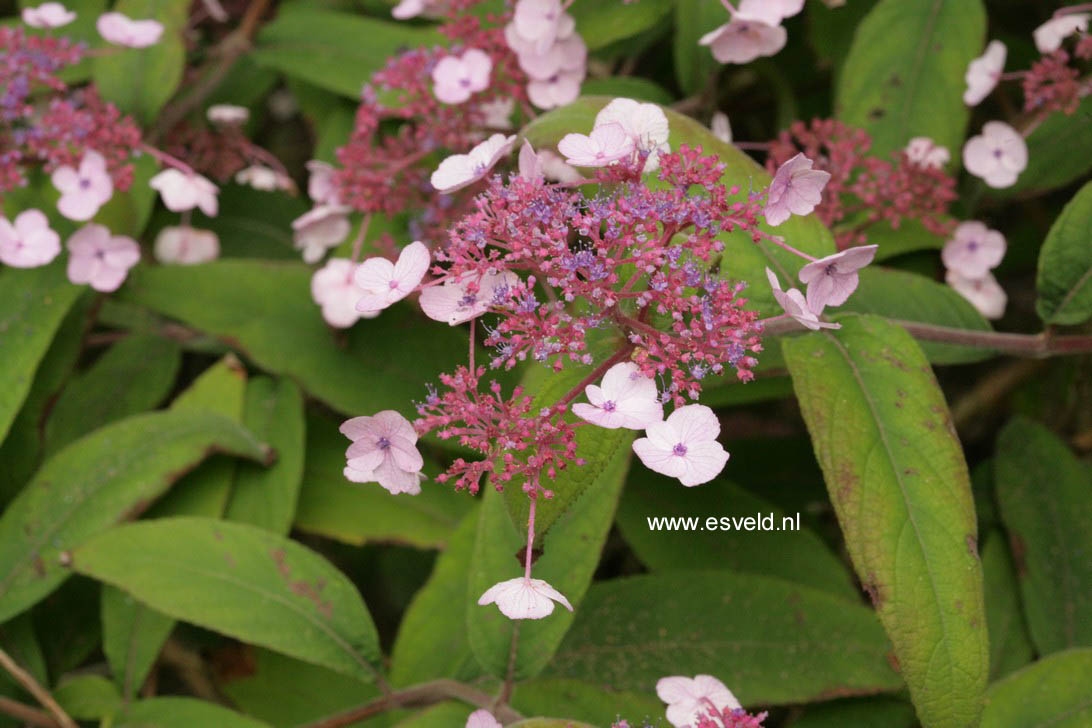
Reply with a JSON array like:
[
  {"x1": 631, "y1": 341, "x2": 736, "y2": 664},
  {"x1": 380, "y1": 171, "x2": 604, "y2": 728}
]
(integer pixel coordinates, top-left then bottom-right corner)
[
  {"x1": 117, "y1": 697, "x2": 273, "y2": 728},
  {"x1": 251, "y1": 8, "x2": 442, "y2": 98},
  {"x1": 162, "y1": 186, "x2": 308, "y2": 260},
  {"x1": 808, "y1": 0, "x2": 880, "y2": 77},
  {"x1": 569, "y1": 0, "x2": 674, "y2": 51},
  {"x1": 101, "y1": 585, "x2": 175, "y2": 701},
  {"x1": 389, "y1": 508, "x2": 482, "y2": 687},
  {"x1": 0, "y1": 614, "x2": 47, "y2": 688},
  {"x1": 224, "y1": 377, "x2": 306, "y2": 535},
  {"x1": 789, "y1": 696, "x2": 917, "y2": 728},
  {"x1": 115, "y1": 261, "x2": 467, "y2": 418},
  {"x1": 32, "y1": 576, "x2": 102, "y2": 678},
  {"x1": 1035, "y1": 180, "x2": 1092, "y2": 325},
  {"x1": 220, "y1": 648, "x2": 381, "y2": 728},
  {"x1": 980, "y1": 649, "x2": 1092, "y2": 728},
  {"x1": 91, "y1": 0, "x2": 190, "y2": 124},
  {"x1": 53, "y1": 674, "x2": 121, "y2": 721},
  {"x1": 782, "y1": 315, "x2": 988, "y2": 727},
  {"x1": 615, "y1": 470, "x2": 859, "y2": 601},
  {"x1": 96, "y1": 155, "x2": 159, "y2": 238},
  {"x1": 994, "y1": 418, "x2": 1092, "y2": 655},
  {"x1": 673, "y1": 0, "x2": 723, "y2": 96},
  {"x1": 294, "y1": 414, "x2": 473, "y2": 549},
  {"x1": 510, "y1": 679, "x2": 663, "y2": 727},
  {"x1": 836, "y1": 0, "x2": 986, "y2": 158},
  {"x1": 72, "y1": 517, "x2": 382, "y2": 682},
  {"x1": 0, "y1": 410, "x2": 270, "y2": 623},
  {"x1": 43, "y1": 334, "x2": 181, "y2": 456},
  {"x1": 522, "y1": 98, "x2": 836, "y2": 319},
  {"x1": 545, "y1": 572, "x2": 902, "y2": 703},
  {"x1": 579, "y1": 77, "x2": 674, "y2": 105},
  {"x1": 840, "y1": 267, "x2": 995, "y2": 364},
  {"x1": 0, "y1": 263, "x2": 82, "y2": 444},
  {"x1": 395, "y1": 703, "x2": 475, "y2": 727},
  {"x1": 468, "y1": 433, "x2": 630, "y2": 680},
  {"x1": 981, "y1": 530, "x2": 1034, "y2": 679},
  {"x1": 1000, "y1": 95, "x2": 1092, "y2": 197},
  {"x1": 867, "y1": 218, "x2": 948, "y2": 262}
]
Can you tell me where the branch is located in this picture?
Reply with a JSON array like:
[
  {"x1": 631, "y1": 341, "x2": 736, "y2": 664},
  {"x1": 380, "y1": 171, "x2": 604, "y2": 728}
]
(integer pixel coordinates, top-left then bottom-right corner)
[
  {"x1": 299, "y1": 679, "x2": 523, "y2": 728},
  {"x1": 0, "y1": 648, "x2": 77, "y2": 728},
  {"x1": 0, "y1": 696, "x2": 60, "y2": 728}
]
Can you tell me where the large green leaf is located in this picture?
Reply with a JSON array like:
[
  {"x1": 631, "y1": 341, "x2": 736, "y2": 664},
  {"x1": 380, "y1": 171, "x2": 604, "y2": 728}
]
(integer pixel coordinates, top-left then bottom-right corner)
[
  {"x1": 790, "y1": 696, "x2": 917, "y2": 728},
  {"x1": 673, "y1": 0, "x2": 723, "y2": 96},
  {"x1": 836, "y1": 0, "x2": 986, "y2": 158},
  {"x1": 981, "y1": 530, "x2": 1034, "y2": 679},
  {"x1": 783, "y1": 315, "x2": 987, "y2": 728},
  {"x1": 54, "y1": 674, "x2": 121, "y2": 721},
  {"x1": 251, "y1": 8, "x2": 442, "y2": 98},
  {"x1": 117, "y1": 697, "x2": 272, "y2": 728},
  {"x1": 522, "y1": 98, "x2": 836, "y2": 319},
  {"x1": 570, "y1": 0, "x2": 674, "y2": 51},
  {"x1": 545, "y1": 572, "x2": 902, "y2": 703},
  {"x1": 841, "y1": 267, "x2": 994, "y2": 364},
  {"x1": 91, "y1": 0, "x2": 189, "y2": 124},
  {"x1": 0, "y1": 411, "x2": 270, "y2": 623},
  {"x1": 980, "y1": 649, "x2": 1092, "y2": 728},
  {"x1": 43, "y1": 334, "x2": 181, "y2": 456},
  {"x1": 101, "y1": 585, "x2": 174, "y2": 701},
  {"x1": 615, "y1": 470, "x2": 859, "y2": 601},
  {"x1": 73, "y1": 517, "x2": 382, "y2": 682},
  {"x1": 224, "y1": 377, "x2": 306, "y2": 535},
  {"x1": 511, "y1": 679, "x2": 663, "y2": 727},
  {"x1": 115, "y1": 261, "x2": 466, "y2": 418},
  {"x1": 294, "y1": 414, "x2": 473, "y2": 549},
  {"x1": 1001, "y1": 95, "x2": 1092, "y2": 197},
  {"x1": 0, "y1": 263, "x2": 81, "y2": 444},
  {"x1": 1035, "y1": 180, "x2": 1092, "y2": 325},
  {"x1": 994, "y1": 418, "x2": 1092, "y2": 655},
  {"x1": 468, "y1": 437, "x2": 630, "y2": 679}
]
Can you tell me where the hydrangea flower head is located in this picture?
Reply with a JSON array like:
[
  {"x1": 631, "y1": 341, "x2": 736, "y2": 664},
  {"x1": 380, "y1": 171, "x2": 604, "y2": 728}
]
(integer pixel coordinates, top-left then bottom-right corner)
[
  {"x1": 964, "y1": 40, "x2": 1006, "y2": 106},
  {"x1": 341, "y1": 410, "x2": 424, "y2": 495},
  {"x1": 764, "y1": 153, "x2": 831, "y2": 227},
  {"x1": 941, "y1": 221, "x2": 1005, "y2": 279},
  {"x1": 798, "y1": 244, "x2": 878, "y2": 310},
  {"x1": 431, "y1": 134, "x2": 517, "y2": 193},
  {"x1": 311, "y1": 258, "x2": 374, "y2": 329},
  {"x1": 432, "y1": 48, "x2": 493, "y2": 105},
  {"x1": 291, "y1": 205, "x2": 351, "y2": 263},
  {"x1": 699, "y1": 19, "x2": 787, "y2": 64},
  {"x1": 632, "y1": 404, "x2": 729, "y2": 487},
  {"x1": 66, "y1": 224, "x2": 140, "y2": 292},
  {"x1": 149, "y1": 169, "x2": 219, "y2": 216},
  {"x1": 766, "y1": 268, "x2": 838, "y2": 331},
  {"x1": 1033, "y1": 13, "x2": 1089, "y2": 53},
  {"x1": 52, "y1": 150, "x2": 114, "y2": 221},
  {"x1": 962, "y1": 121, "x2": 1027, "y2": 189},
  {"x1": 22, "y1": 2, "x2": 76, "y2": 28},
  {"x1": 154, "y1": 226, "x2": 219, "y2": 265},
  {"x1": 572, "y1": 361, "x2": 663, "y2": 430},
  {"x1": 354, "y1": 241, "x2": 430, "y2": 314},
  {"x1": 96, "y1": 12, "x2": 163, "y2": 48},
  {"x1": 656, "y1": 674, "x2": 742, "y2": 728},
  {"x1": 477, "y1": 576, "x2": 573, "y2": 620}
]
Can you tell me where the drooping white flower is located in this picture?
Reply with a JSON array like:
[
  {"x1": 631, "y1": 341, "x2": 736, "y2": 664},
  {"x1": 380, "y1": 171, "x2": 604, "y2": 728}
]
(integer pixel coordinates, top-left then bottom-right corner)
[
  {"x1": 797, "y1": 244, "x2": 878, "y2": 310},
  {"x1": 964, "y1": 40, "x2": 1006, "y2": 106},
  {"x1": 477, "y1": 577, "x2": 573, "y2": 620},
  {"x1": 766, "y1": 268, "x2": 838, "y2": 331},
  {"x1": 593, "y1": 97, "x2": 671, "y2": 170},
  {"x1": 430, "y1": 134, "x2": 517, "y2": 193}
]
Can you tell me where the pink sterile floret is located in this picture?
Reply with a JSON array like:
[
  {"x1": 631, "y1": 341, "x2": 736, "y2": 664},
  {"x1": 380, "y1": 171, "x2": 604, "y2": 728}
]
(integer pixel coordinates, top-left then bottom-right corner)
[
  {"x1": 341, "y1": 410, "x2": 424, "y2": 495},
  {"x1": 477, "y1": 576, "x2": 573, "y2": 620},
  {"x1": 96, "y1": 12, "x2": 163, "y2": 48},
  {"x1": 431, "y1": 134, "x2": 517, "y2": 193},
  {"x1": 764, "y1": 152, "x2": 831, "y2": 227},
  {"x1": 0, "y1": 210, "x2": 61, "y2": 268},
  {"x1": 797, "y1": 244, "x2": 878, "y2": 311},
  {"x1": 699, "y1": 18, "x2": 786, "y2": 65},
  {"x1": 66, "y1": 224, "x2": 140, "y2": 292},
  {"x1": 51, "y1": 150, "x2": 113, "y2": 222},
  {"x1": 941, "y1": 221, "x2": 1005, "y2": 279},
  {"x1": 354, "y1": 240, "x2": 431, "y2": 314},
  {"x1": 632, "y1": 404, "x2": 729, "y2": 487},
  {"x1": 153, "y1": 226, "x2": 219, "y2": 265},
  {"x1": 964, "y1": 40, "x2": 1006, "y2": 106},
  {"x1": 657, "y1": 674, "x2": 742, "y2": 728},
  {"x1": 432, "y1": 48, "x2": 493, "y2": 104},
  {"x1": 766, "y1": 268, "x2": 838, "y2": 331},
  {"x1": 22, "y1": 2, "x2": 76, "y2": 28},
  {"x1": 962, "y1": 121, "x2": 1028, "y2": 189},
  {"x1": 572, "y1": 361, "x2": 663, "y2": 430}
]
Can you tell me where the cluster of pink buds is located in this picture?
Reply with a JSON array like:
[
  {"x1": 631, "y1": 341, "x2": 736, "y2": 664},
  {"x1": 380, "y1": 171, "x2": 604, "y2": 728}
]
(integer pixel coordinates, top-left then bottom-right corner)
[
  {"x1": 335, "y1": 95, "x2": 879, "y2": 622},
  {"x1": 698, "y1": 0, "x2": 803, "y2": 64},
  {"x1": 504, "y1": 0, "x2": 587, "y2": 109}
]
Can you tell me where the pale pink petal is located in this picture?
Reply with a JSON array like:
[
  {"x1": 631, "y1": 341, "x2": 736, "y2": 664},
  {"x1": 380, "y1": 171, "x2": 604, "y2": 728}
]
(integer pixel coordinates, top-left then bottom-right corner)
[
  {"x1": 666, "y1": 403, "x2": 720, "y2": 444},
  {"x1": 1033, "y1": 14, "x2": 1090, "y2": 53},
  {"x1": 964, "y1": 40, "x2": 1006, "y2": 106},
  {"x1": 465, "y1": 709, "x2": 502, "y2": 728},
  {"x1": 946, "y1": 269, "x2": 1007, "y2": 320}
]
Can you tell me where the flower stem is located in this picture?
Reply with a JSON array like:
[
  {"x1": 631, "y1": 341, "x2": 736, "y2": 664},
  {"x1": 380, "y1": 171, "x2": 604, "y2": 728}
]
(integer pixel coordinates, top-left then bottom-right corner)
[
  {"x1": 524, "y1": 498, "x2": 537, "y2": 579},
  {"x1": 0, "y1": 648, "x2": 76, "y2": 728}
]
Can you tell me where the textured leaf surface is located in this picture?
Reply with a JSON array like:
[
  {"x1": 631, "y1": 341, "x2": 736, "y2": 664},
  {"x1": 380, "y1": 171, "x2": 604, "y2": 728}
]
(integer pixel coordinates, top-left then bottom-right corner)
[
  {"x1": 545, "y1": 572, "x2": 902, "y2": 703},
  {"x1": 783, "y1": 315, "x2": 987, "y2": 727},
  {"x1": 570, "y1": 0, "x2": 674, "y2": 50},
  {"x1": 836, "y1": 0, "x2": 986, "y2": 157},
  {"x1": 101, "y1": 585, "x2": 174, "y2": 701},
  {"x1": 73, "y1": 517, "x2": 382, "y2": 682},
  {"x1": 0, "y1": 411, "x2": 269, "y2": 623},
  {"x1": 981, "y1": 530, "x2": 1034, "y2": 679},
  {"x1": 790, "y1": 696, "x2": 917, "y2": 728},
  {"x1": 1035, "y1": 181, "x2": 1092, "y2": 325},
  {"x1": 511, "y1": 679, "x2": 663, "y2": 727},
  {"x1": 673, "y1": 0, "x2": 723, "y2": 96},
  {"x1": 117, "y1": 697, "x2": 272, "y2": 728},
  {"x1": 994, "y1": 418, "x2": 1092, "y2": 655},
  {"x1": 980, "y1": 649, "x2": 1092, "y2": 728}
]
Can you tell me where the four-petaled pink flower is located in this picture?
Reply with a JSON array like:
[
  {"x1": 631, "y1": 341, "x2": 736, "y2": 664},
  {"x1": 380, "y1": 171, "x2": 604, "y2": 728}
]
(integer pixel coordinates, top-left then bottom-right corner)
[
  {"x1": 22, "y1": 2, "x2": 76, "y2": 28},
  {"x1": 594, "y1": 97, "x2": 671, "y2": 170},
  {"x1": 149, "y1": 169, "x2": 219, "y2": 216},
  {"x1": 764, "y1": 153, "x2": 831, "y2": 227},
  {"x1": 51, "y1": 150, "x2": 113, "y2": 222},
  {"x1": 1033, "y1": 13, "x2": 1089, "y2": 53},
  {"x1": 431, "y1": 134, "x2": 517, "y2": 193},
  {"x1": 632, "y1": 404, "x2": 729, "y2": 487},
  {"x1": 946, "y1": 269, "x2": 1007, "y2": 320},
  {"x1": 341, "y1": 410, "x2": 425, "y2": 495},
  {"x1": 699, "y1": 18, "x2": 787, "y2": 65},
  {"x1": 797, "y1": 244, "x2": 878, "y2": 310},
  {"x1": 963, "y1": 40, "x2": 1006, "y2": 106},
  {"x1": 420, "y1": 270, "x2": 519, "y2": 325},
  {"x1": 465, "y1": 709, "x2": 502, "y2": 728},
  {"x1": 0, "y1": 210, "x2": 61, "y2": 268},
  {"x1": 905, "y1": 137, "x2": 951, "y2": 169},
  {"x1": 766, "y1": 268, "x2": 838, "y2": 331},
  {"x1": 66, "y1": 224, "x2": 140, "y2": 292},
  {"x1": 656, "y1": 674, "x2": 742, "y2": 728},
  {"x1": 96, "y1": 12, "x2": 163, "y2": 48},
  {"x1": 477, "y1": 576, "x2": 574, "y2": 620},
  {"x1": 432, "y1": 48, "x2": 493, "y2": 105},
  {"x1": 311, "y1": 258, "x2": 374, "y2": 329},
  {"x1": 558, "y1": 123, "x2": 634, "y2": 167},
  {"x1": 354, "y1": 241, "x2": 430, "y2": 314},
  {"x1": 527, "y1": 69, "x2": 583, "y2": 110},
  {"x1": 572, "y1": 361, "x2": 663, "y2": 430},
  {"x1": 291, "y1": 205, "x2": 352, "y2": 263},
  {"x1": 962, "y1": 121, "x2": 1027, "y2": 189},
  {"x1": 941, "y1": 221, "x2": 1005, "y2": 279},
  {"x1": 153, "y1": 226, "x2": 219, "y2": 265}
]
